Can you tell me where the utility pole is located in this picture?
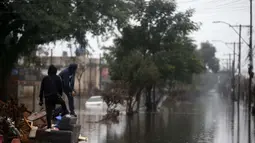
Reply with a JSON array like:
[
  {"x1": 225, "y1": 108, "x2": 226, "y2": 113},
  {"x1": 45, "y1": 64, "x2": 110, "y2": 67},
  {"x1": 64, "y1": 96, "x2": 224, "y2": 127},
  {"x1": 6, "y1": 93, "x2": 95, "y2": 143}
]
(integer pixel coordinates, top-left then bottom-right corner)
[
  {"x1": 230, "y1": 44, "x2": 236, "y2": 143},
  {"x1": 224, "y1": 53, "x2": 234, "y2": 97},
  {"x1": 99, "y1": 54, "x2": 102, "y2": 89},
  {"x1": 89, "y1": 57, "x2": 92, "y2": 94},
  {"x1": 228, "y1": 24, "x2": 249, "y2": 143},
  {"x1": 224, "y1": 58, "x2": 230, "y2": 71},
  {"x1": 237, "y1": 25, "x2": 242, "y2": 143},
  {"x1": 232, "y1": 43, "x2": 236, "y2": 101},
  {"x1": 220, "y1": 59, "x2": 229, "y2": 71},
  {"x1": 248, "y1": 0, "x2": 253, "y2": 142},
  {"x1": 50, "y1": 49, "x2": 53, "y2": 65},
  {"x1": 212, "y1": 21, "x2": 251, "y2": 143},
  {"x1": 224, "y1": 44, "x2": 236, "y2": 100},
  {"x1": 224, "y1": 59, "x2": 230, "y2": 71},
  {"x1": 224, "y1": 42, "x2": 243, "y2": 100},
  {"x1": 225, "y1": 55, "x2": 231, "y2": 71},
  {"x1": 228, "y1": 53, "x2": 232, "y2": 71}
]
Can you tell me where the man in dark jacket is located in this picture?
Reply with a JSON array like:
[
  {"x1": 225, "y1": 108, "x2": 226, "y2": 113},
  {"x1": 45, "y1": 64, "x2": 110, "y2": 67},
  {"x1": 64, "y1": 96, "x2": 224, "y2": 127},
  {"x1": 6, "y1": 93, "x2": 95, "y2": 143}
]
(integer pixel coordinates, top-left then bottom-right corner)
[
  {"x1": 59, "y1": 63, "x2": 78, "y2": 117},
  {"x1": 39, "y1": 65, "x2": 68, "y2": 129}
]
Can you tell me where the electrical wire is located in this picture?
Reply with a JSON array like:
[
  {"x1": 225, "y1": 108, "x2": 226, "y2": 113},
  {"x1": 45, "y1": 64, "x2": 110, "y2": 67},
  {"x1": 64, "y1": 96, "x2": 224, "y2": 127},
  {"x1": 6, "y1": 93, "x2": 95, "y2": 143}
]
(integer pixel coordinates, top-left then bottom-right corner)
[
  {"x1": 0, "y1": 6, "x2": 249, "y2": 19},
  {"x1": 212, "y1": 0, "x2": 246, "y2": 7},
  {"x1": 179, "y1": 0, "x2": 252, "y2": 72},
  {"x1": 178, "y1": 0, "x2": 251, "y2": 71},
  {"x1": 178, "y1": 0, "x2": 250, "y2": 13},
  {"x1": 0, "y1": 0, "x2": 250, "y2": 14}
]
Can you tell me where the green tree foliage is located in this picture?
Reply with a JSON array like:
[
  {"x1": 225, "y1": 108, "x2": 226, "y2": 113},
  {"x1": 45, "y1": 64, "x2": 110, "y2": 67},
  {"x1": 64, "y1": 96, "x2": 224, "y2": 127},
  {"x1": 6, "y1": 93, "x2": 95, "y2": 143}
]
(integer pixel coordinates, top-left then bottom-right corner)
[
  {"x1": 208, "y1": 57, "x2": 220, "y2": 73},
  {"x1": 198, "y1": 41, "x2": 220, "y2": 73},
  {"x1": 0, "y1": 0, "x2": 134, "y2": 101},
  {"x1": 104, "y1": 0, "x2": 204, "y2": 112}
]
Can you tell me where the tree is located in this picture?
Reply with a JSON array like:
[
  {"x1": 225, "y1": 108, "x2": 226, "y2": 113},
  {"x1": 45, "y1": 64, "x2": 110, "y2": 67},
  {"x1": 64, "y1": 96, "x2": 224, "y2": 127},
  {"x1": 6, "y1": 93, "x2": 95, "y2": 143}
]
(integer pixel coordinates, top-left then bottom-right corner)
[
  {"x1": 0, "y1": 0, "x2": 134, "y2": 101},
  {"x1": 62, "y1": 51, "x2": 68, "y2": 57},
  {"x1": 105, "y1": 50, "x2": 160, "y2": 113},
  {"x1": 104, "y1": 0, "x2": 204, "y2": 112},
  {"x1": 99, "y1": 81, "x2": 127, "y2": 123},
  {"x1": 208, "y1": 57, "x2": 220, "y2": 73},
  {"x1": 198, "y1": 41, "x2": 220, "y2": 73}
]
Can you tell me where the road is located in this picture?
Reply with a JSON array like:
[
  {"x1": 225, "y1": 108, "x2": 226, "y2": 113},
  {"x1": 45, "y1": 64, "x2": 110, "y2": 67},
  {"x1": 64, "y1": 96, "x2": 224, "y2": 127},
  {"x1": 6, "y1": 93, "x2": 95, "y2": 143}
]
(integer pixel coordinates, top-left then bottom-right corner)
[{"x1": 77, "y1": 88, "x2": 255, "y2": 143}]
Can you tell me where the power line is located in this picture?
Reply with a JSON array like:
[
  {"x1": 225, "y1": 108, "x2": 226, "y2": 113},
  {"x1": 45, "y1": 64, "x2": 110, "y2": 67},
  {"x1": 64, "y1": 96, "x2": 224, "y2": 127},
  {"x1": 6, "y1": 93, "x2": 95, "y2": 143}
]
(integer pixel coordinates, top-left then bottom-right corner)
[
  {"x1": 178, "y1": 0, "x2": 251, "y2": 14},
  {"x1": 0, "y1": 7, "x2": 249, "y2": 20}
]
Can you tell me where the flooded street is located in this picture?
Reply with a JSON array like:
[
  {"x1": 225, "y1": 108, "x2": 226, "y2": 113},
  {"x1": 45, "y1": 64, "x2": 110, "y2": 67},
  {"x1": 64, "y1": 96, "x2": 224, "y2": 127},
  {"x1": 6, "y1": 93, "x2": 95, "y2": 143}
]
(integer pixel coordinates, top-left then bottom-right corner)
[
  {"x1": 2, "y1": 0, "x2": 253, "y2": 142},
  {"x1": 18, "y1": 87, "x2": 255, "y2": 143},
  {"x1": 76, "y1": 88, "x2": 255, "y2": 143}
]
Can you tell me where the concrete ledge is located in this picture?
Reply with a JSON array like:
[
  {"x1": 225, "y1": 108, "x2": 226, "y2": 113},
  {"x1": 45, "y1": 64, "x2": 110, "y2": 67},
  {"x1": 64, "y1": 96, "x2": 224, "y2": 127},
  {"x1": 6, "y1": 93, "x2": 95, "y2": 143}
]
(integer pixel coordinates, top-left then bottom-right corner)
[
  {"x1": 59, "y1": 116, "x2": 78, "y2": 125},
  {"x1": 35, "y1": 129, "x2": 73, "y2": 143},
  {"x1": 58, "y1": 124, "x2": 81, "y2": 143}
]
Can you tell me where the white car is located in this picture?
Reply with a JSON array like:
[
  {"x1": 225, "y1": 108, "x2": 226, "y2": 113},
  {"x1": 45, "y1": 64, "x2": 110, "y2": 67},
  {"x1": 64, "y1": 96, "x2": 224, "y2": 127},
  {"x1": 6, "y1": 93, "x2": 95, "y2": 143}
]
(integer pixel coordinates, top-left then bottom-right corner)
[
  {"x1": 85, "y1": 96, "x2": 126, "y2": 115},
  {"x1": 85, "y1": 96, "x2": 106, "y2": 107}
]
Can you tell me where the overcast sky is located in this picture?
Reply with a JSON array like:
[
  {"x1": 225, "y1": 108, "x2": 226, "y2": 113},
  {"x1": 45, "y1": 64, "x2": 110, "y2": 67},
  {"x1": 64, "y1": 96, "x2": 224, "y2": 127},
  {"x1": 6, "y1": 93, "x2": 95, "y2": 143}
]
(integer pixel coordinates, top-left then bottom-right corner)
[{"x1": 50, "y1": 0, "x2": 253, "y2": 74}]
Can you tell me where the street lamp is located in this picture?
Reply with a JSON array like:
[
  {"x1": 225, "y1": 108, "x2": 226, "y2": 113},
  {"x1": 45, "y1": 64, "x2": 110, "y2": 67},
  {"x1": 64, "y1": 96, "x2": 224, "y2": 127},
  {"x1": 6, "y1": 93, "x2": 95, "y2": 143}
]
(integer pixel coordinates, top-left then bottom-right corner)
[
  {"x1": 212, "y1": 39, "x2": 230, "y2": 46},
  {"x1": 213, "y1": 21, "x2": 232, "y2": 26},
  {"x1": 212, "y1": 21, "x2": 249, "y2": 47}
]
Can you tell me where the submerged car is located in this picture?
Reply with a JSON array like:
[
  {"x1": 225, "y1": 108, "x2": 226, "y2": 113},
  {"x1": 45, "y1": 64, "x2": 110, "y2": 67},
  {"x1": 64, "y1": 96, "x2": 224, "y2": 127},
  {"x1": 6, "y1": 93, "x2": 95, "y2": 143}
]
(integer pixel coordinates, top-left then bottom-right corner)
[
  {"x1": 85, "y1": 96, "x2": 105, "y2": 106},
  {"x1": 85, "y1": 96, "x2": 126, "y2": 115}
]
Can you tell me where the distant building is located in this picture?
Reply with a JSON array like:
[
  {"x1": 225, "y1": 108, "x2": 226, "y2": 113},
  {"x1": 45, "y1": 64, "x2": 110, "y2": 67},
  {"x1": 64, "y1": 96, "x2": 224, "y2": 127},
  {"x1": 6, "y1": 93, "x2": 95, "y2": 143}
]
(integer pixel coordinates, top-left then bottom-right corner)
[
  {"x1": 16, "y1": 55, "x2": 110, "y2": 106},
  {"x1": 40, "y1": 56, "x2": 100, "y2": 92},
  {"x1": 100, "y1": 67, "x2": 111, "y2": 90}
]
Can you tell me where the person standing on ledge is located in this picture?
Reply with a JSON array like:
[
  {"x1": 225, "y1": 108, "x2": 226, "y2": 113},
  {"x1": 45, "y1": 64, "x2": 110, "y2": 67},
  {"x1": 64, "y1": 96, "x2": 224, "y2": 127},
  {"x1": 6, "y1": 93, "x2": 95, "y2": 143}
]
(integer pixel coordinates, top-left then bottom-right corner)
[
  {"x1": 59, "y1": 63, "x2": 78, "y2": 117},
  {"x1": 39, "y1": 65, "x2": 69, "y2": 130}
]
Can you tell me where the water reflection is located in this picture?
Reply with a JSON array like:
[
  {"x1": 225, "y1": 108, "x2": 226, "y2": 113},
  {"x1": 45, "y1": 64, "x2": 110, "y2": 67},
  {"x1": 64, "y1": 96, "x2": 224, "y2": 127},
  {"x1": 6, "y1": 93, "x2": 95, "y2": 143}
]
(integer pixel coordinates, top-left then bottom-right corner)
[{"x1": 77, "y1": 89, "x2": 255, "y2": 143}]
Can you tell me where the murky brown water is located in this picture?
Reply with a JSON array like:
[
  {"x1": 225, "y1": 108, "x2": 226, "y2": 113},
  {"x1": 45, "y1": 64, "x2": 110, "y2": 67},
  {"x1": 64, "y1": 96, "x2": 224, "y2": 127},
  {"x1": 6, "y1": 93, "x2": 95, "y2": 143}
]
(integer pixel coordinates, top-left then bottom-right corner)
[{"x1": 19, "y1": 88, "x2": 255, "y2": 143}]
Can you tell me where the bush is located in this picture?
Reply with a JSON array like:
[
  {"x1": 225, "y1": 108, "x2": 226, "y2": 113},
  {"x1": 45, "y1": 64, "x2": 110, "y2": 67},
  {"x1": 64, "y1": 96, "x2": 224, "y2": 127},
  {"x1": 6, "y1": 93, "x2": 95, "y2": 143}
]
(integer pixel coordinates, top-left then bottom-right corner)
[{"x1": 99, "y1": 81, "x2": 128, "y2": 123}]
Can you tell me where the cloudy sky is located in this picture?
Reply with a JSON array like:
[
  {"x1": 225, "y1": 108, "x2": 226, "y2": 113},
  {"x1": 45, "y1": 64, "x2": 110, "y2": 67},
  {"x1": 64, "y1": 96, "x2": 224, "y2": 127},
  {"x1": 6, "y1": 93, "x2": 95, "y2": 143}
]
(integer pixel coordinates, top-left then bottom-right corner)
[{"x1": 51, "y1": 0, "x2": 253, "y2": 74}]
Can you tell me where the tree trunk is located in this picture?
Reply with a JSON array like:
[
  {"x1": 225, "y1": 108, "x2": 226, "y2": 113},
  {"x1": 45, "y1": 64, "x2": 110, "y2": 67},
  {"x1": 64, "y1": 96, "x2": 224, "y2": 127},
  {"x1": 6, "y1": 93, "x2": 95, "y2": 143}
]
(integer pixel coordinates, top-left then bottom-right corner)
[
  {"x1": 136, "y1": 89, "x2": 142, "y2": 112},
  {"x1": 0, "y1": 70, "x2": 9, "y2": 102},
  {"x1": 126, "y1": 96, "x2": 133, "y2": 115},
  {"x1": 145, "y1": 86, "x2": 152, "y2": 112},
  {"x1": 0, "y1": 46, "x2": 20, "y2": 102},
  {"x1": 152, "y1": 85, "x2": 156, "y2": 111}
]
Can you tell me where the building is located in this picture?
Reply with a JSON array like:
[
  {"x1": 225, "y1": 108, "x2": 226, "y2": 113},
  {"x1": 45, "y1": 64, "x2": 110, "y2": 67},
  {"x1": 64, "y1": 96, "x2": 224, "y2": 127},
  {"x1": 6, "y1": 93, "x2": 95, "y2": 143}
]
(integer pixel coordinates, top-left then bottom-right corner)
[
  {"x1": 17, "y1": 55, "x2": 110, "y2": 111},
  {"x1": 14, "y1": 55, "x2": 104, "y2": 111},
  {"x1": 40, "y1": 56, "x2": 101, "y2": 92}
]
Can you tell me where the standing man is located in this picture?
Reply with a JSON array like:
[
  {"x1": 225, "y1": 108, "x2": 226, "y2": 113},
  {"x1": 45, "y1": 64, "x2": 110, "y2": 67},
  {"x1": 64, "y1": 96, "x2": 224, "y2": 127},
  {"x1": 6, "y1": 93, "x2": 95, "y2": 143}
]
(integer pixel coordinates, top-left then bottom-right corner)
[
  {"x1": 39, "y1": 65, "x2": 69, "y2": 129},
  {"x1": 59, "y1": 63, "x2": 78, "y2": 117}
]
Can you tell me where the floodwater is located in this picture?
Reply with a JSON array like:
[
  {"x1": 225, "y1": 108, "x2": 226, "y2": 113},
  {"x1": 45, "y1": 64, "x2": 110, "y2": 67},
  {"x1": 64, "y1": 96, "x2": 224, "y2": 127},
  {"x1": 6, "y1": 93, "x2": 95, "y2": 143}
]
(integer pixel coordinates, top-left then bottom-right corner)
[
  {"x1": 19, "y1": 88, "x2": 255, "y2": 143},
  {"x1": 77, "y1": 88, "x2": 255, "y2": 143}
]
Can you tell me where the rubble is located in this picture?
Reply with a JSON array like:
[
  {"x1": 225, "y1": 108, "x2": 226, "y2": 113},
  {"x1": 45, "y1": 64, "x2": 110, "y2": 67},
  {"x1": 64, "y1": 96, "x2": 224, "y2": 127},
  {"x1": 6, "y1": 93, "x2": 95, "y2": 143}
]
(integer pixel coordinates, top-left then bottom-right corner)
[{"x1": 0, "y1": 99, "x2": 83, "y2": 143}]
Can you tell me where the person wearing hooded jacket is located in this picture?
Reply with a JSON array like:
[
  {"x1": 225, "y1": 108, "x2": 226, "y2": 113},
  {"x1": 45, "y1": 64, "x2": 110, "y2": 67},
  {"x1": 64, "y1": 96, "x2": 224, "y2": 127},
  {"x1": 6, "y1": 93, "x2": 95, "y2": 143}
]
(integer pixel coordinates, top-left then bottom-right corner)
[
  {"x1": 39, "y1": 65, "x2": 69, "y2": 129},
  {"x1": 59, "y1": 63, "x2": 78, "y2": 117}
]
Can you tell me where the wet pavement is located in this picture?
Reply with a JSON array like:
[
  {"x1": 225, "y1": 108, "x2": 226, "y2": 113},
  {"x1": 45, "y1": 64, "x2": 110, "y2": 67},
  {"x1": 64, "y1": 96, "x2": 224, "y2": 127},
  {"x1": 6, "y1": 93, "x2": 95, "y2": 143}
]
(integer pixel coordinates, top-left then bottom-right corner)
[{"x1": 19, "y1": 88, "x2": 255, "y2": 143}]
